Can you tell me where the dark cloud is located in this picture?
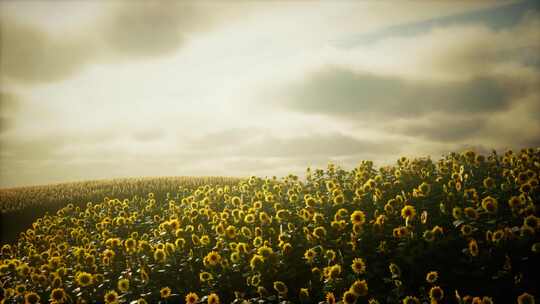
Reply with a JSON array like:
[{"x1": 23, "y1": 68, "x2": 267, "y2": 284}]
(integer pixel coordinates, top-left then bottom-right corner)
[
  {"x1": 277, "y1": 66, "x2": 529, "y2": 119},
  {"x1": 390, "y1": 116, "x2": 487, "y2": 142},
  {"x1": 102, "y1": 2, "x2": 198, "y2": 58},
  {"x1": 0, "y1": 18, "x2": 91, "y2": 83},
  {"x1": 0, "y1": 2, "x2": 255, "y2": 84}
]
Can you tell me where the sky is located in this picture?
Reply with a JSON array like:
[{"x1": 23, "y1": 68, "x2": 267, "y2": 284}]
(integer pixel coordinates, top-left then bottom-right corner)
[{"x1": 0, "y1": 0, "x2": 539, "y2": 188}]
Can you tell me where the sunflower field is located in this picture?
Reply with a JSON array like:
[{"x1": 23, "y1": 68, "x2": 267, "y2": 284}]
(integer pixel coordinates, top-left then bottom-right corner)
[
  {"x1": 0, "y1": 177, "x2": 241, "y2": 242},
  {"x1": 0, "y1": 149, "x2": 538, "y2": 304}
]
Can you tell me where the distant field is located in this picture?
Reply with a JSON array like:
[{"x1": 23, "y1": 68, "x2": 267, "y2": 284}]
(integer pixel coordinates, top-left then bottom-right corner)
[
  {"x1": 0, "y1": 176, "x2": 242, "y2": 242},
  {"x1": 0, "y1": 149, "x2": 538, "y2": 303}
]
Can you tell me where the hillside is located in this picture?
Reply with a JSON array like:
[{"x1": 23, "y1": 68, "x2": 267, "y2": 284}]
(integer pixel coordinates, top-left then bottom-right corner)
[{"x1": 0, "y1": 149, "x2": 538, "y2": 303}]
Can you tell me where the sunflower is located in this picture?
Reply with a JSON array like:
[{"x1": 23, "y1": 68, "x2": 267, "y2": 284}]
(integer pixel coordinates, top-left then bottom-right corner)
[
  {"x1": 418, "y1": 182, "x2": 431, "y2": 196},
  {"x1": 401, "y1": 205, "x2": 416, "y2": 220},
  {"x1": 524, "y1": 215, "x2": 539, "y2": 230},
  {"x1": 160, "y1": 287, "x2": 172, "y2": 299},
  {"x1": 50, "y1": 288, "x2": 66, "y2": 302},
  {"x1": 481, "y1": 196, "x2": 498, "y2": 214},
  {"x1": 351, "y1": 210, "x2": 366, "y2": 225},
  {"x1": 517, "y1": 292, "x2": 535, "y2": 304},
  {"x1": 402, "y1": 296, "x2": 420, "y2": 304},
  {"x1": 342, "y1": 290, "x2": 358, "y2": 304},
  {"x1": 483, "y1": 177, "x2": 495, "y2": 189},
  {"x1": 508, "y1": 196, "x2": 523, "y2": 209},
  {"x1": 351, "y1": 257, "x2": 366, "y2": 274},
  {"x1": 304, "y1": 248, "x2": 317, "y2": 263},
  {"x1": 117, "y1": 278, "x2": 129, "y2": 293},
  {"x1": 326, "y1": 292, "x2": 337, "y2": 304},
  {"x1": 257, "y1": 245, "x2": 273, "y2": 259},
  {"x1": 273, "y1": 281, "x2": 288, "y2": 295},
  {"x1": 153, "y1": 249, "x2": 167, "y2": 263},
  {"x1": 250, "y1": 254, "x2": 264, "y2": 270},
  {"x1": 199, "y1": 271, "x2": 213, "y2": 282},
  {"x1": 429, "y1": 286, "x2": 444, "y2": 301},
  {"x1": 185, "y1": 292, "x2": 199, "y2": 304},
  {"x1": 464, "y1": 207, "x2": 479, "y2": 220},
  {"x1": 75, "y1": 271, "x2": 93, "y2": 287},
  {"x1": 389, "y1": 263, "x2": 401, "y2": 278},
  {"x1": 204, "y1": 251, "x2": 222, "y2": 267},
  {"x1": 207, "y1": 293, "x2": 220, "y2": 304},
  {"x1": 468, "y1": 239, "x2": 479, "y2": 257},
  {"x1": 104, "y1": 290, "x2": 118, "y2": 304},
  {"x1": 313, "y1": 226, "x2": 327, "y2": 239},
  {"x1": 461, "y1": 225, "x2": 473, "y2": 237},
  {"x1": 350, "y1": 279, "x2": 368, "y2": 296},
  {"x1": 24, "y1": 292, "x2": 40, "y2": 304},
  {"x1": 328, "y1": 264, "x2": 342, "y2": 280},
  {"x1": 426, "y1": 271, "x2": 438, "y2": 284}
]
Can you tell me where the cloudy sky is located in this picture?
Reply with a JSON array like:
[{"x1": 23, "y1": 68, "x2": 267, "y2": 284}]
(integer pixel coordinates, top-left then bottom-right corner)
[{"x1": 1, "y1": 0, "x2": 539, "y2": 187}]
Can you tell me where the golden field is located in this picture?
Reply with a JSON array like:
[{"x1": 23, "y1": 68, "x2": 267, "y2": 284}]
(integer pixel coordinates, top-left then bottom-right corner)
[{"x1": 0, "y1": 149, "x2": 538, "y2": 304}]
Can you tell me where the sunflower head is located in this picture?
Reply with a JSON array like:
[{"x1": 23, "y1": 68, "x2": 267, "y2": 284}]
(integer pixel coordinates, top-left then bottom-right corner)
[
  {"x1": 160, "y1": 287, "x2": 172, "y2": 299},
  {"x1": 104, "y1": 290, "x2": 118, "y2": 304},
  {"x1": 351, "y1": 257, "x2": 366, "y2": 274},
  {"x1": 208, "y1": 293, "x2": 220, "y2": 304}
]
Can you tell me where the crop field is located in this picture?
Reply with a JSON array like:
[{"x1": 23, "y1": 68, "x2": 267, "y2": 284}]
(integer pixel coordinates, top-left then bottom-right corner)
[
  {"x1": 0, "y1": 177, "x2": 242, "y2": 243},
  {"x1": 0, "y1": 149, "x2": 539, "y2": 304}
]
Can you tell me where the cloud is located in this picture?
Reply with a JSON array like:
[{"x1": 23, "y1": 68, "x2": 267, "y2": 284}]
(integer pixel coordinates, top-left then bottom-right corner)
[
  {"x1": 0, "y1": 1, "x2": 256, "y2": 84},
  {"x1": 101, "y1": 2, "x2": 204, "y2": 58},
  {"x1": 277, "y1": 66, "x2": 529, "y2": 119},
  {"x1": 0, "y1": 18, "x2": 92, "y2": 84},
  {"x1": 190, "y1": 129, "x2": 403, "y2": 159},
  {"x1": 389, "y1": 116, "x2": 487, "y2": 142}
]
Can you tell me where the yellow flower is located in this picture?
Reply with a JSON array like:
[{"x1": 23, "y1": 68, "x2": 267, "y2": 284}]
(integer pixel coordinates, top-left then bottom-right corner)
[
  {"x1": 75, "y1": 271, "x2": 93, "y2": 287},
  {"x1": 117, "y1": 278, "x2": 129, "y2": 293},
  {"x1": 185, "y1": 292, "x2": 199, "y2": 304},
  {"x1": 429, "y1": 286, "x2": 444, "y2": 301},
  {"x1": 351, "y1": 257, "x2": 366, "y2": 274},
  {"x1": 418, "y1": 182, "x2": 431, "y2": 196},
  {"x1": 468, "y1": 239, "x2": 479, "y2": 257},
  {"x1": 153, "y1": 249, "x2": 167, "y2": 263},
  {"x1": 481, "y1": 196, "x2": 498, "y2": 213},
  {"x1": 402, "y1": 296, "x2": 420, "y2": 304},
  {"x1": 200, "y1": 271, "x2": 213, "y2": 282},
  {"x1": 250, "y1": 254, "x2": 264, "y2": 270},
  {"x1": 104, "y1": 290, "x2": 118, "y2": 304},
  {"x1": 257, "y1": 245, "x2": 274, "y2": 259},
  {"x1": 50, "y1": 288, "x2": 66, "y2": 302},
  {"x1": 350, "y1": 279, "x2": 368, "y2": 296},
  {"x1": 313, "y1": 226, "x2": 327, "y2": 239},
  {"x1": 160, "y1": 287, "x2": 172, "y2": 299},
  {"x1": 24, "y1": 292, "x2": 40, "y2": 304},
  {"x1": 401, "y1": 205, "x2": 416, "y2": 220},
  {"x1": 328, "y1": 264, "x2": 342, "y2": 280},
  {"x1": 517, "y1": 292, "x2": 535, "y2": 304},
  {"x1": 426, "y1": 271, "x2": 438, "y2": 284},
  {"x1": 342, "y1": 290, "x2": 358, "y2": 304},
  {"x1": 304, "y1": 248, "x2": 317, "y2": 263},
  {"x1": 208, "y1": 293, "x2": 220, "y2": 304},
  {"x1": 326, "y1": 292, "x2": 336, "y2": 304},
  {"x1": 333, "y1": 194, "x2": 345, "y2": 205},
  {"x1": 351, "y1": 210, "x2": 366, "y2": 225},
  {"x1": 204, "y1": 251, "x2": 222, "y2": 267},
  {"x1": 524, "y1": 215, "x2": 539, "y2": 230},
  {"x1": 273, "y1": 281, "x2": 288, "y2": 295}
]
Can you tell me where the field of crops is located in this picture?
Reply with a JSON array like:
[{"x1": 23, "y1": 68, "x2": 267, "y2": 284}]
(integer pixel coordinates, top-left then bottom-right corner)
[
  {"x1": 0, "y1": 177, "x2": 242, "y2": 243},
  {"x1": 0, "y1": 149, "x2": 538, "y2": 304}
]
